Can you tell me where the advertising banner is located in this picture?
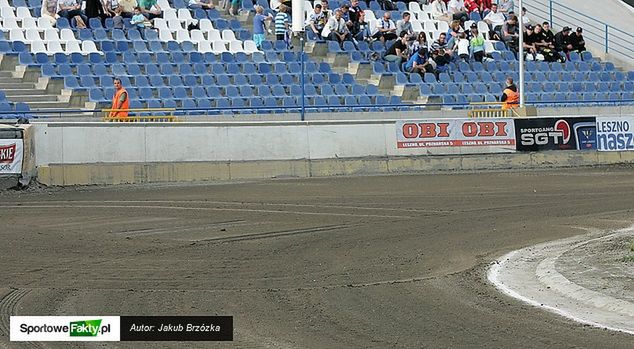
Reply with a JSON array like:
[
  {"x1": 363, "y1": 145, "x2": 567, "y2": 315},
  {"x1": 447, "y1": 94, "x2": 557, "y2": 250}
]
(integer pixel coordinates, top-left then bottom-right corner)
[
  {"x1": 0, "y1": 139, "x2": 23, "y2": 174},
  {"x1": 514, "y1": 117, "x2": 597, "y2": 151},
  {"x1": 395, "y1": 119, "x2": 516, "y2": 154},
  {"x1": 596, "y1": 116, "x2": 634, "y2": 151}
]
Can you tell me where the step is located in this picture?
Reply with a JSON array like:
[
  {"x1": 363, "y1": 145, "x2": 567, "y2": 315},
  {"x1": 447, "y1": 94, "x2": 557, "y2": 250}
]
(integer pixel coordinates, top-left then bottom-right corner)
[
  {"x1": 3, "y1": 89, "x2": 48, "y2": 96},
  {"x1": 26, "y1": 101, "x2": 73, "y2": 109},
  {"x1": 10, "y1": 95, "x2": 59, "y2": 102},
  {"x1": 0, "y1": 71, "x2": 14, "y2": 78},
  {"x1": 0, "y1": 82, "x2": 36, "y2": 89},
  {"x1": 0, "y1": 77, "x2": 27, "y2": 83}
]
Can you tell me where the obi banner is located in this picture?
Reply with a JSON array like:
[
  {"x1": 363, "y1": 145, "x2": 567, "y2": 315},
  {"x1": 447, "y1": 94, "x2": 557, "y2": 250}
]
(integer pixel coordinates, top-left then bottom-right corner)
[
  {"x1": 596, "y1": 116, "x2": 634, "y2": 151},
  {"x1": 0, "y1": 139, "x2": 23, "y2": 174},
  {"x1": 395, "y1": 119, "x2": 516, "y2": 154}
]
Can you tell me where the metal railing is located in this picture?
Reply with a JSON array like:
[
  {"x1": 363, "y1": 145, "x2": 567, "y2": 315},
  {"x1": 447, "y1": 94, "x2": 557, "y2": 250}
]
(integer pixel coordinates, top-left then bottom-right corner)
[
  {"x1": 102, "y1": 108, "x2": 178, "y2": 122},
  {"x1": 0, "y1": 100, "x2": 632, "y2": 121},
  {"x1": 527, "y1": 0, "x2": 634, "y2": 60}
]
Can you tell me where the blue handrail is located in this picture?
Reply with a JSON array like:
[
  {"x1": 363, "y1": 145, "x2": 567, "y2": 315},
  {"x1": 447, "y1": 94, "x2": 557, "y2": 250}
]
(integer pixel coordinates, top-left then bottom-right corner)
[{"x1": 0, "y1": 99, "x2": 633, "y2": 119}]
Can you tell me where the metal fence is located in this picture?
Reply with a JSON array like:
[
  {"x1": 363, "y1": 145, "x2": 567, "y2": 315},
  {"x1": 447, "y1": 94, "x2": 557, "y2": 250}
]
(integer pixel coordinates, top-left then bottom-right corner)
[{"x1": 1, "y1": 100, "x2": 633, "y2": 121}]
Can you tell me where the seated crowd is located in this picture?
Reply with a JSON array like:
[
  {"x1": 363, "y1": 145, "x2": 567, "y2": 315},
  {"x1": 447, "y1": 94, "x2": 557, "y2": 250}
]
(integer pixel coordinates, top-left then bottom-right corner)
[{"x1": 302, "y1": 0, "x2": 588, "y2": 78}]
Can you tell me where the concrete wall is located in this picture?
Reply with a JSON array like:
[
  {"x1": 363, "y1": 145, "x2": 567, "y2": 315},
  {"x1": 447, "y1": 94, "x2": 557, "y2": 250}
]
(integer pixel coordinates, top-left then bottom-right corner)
[{"x1": 32, "y1": 120, "x2": 634, "y2": 186}]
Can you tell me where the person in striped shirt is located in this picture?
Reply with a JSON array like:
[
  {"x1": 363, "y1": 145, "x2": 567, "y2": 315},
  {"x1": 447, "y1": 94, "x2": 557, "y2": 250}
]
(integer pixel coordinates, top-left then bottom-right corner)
[{"x1": 274, "y1": 4, "x2": 292, "y2": 48}]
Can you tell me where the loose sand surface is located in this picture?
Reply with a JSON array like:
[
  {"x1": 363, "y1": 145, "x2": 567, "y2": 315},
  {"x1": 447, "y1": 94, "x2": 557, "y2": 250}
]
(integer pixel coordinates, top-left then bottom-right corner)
[{"x1": 1, "y1": 168, "x2": 633, "y2": 348}]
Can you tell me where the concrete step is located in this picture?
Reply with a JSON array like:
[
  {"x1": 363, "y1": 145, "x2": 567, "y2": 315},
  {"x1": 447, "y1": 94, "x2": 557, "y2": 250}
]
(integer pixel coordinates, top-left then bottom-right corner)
[
  {"x1": 0, "y1": 82, "x2": 36, "y2": 89},
  {"x1": 27, "y1": 101, "x2": 72, "y2": 109},
  {"x1": 0, "y1": 71, "x2": 14, "y2": 78},
  {"x1": 3, "y1": 89, "x2": 48, "y2": 96},
  {"x1": 10, "y1": 95, "x2": 59, "y2": 102}
]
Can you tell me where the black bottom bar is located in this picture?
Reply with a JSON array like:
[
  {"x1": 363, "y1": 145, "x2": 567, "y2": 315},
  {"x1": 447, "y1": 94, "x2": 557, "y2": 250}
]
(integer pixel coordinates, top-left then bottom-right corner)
[{"x1": 120, "y1": 316, "x2": 233, "y2": 341}]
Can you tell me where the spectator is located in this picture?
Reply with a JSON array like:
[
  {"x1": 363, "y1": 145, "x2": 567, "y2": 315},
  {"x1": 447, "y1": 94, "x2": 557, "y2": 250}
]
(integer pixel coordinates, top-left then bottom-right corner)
[
  {"x1": 405, "y1": 47, "x2": 433, "y2": 75},
  {"x1": 110, "y1": 78, "x2": 129, "y2": 118},
  {"x1": 188, "y1": 0, "x2": 215, "y2": 10},
  {"x1": 469, "y1": 24, "x2": 485, "y2": 62},
  {"x1": 326, "y1": 9, "x2": 352, "y2": 48},
  {"x1": 570, "y1": 27, "x2": 586, "y2": 52},
  {"x1": 396, "y1": 12, "x2": 414, "y2": 39},
  {"x1": 431, "y1": 48, "x2": 450, "y2": 74},
  {"x1": 554, "y1": 26, "x2": 574, "y2": 57},
  {"x1": 351, "y1": 10, "x2": 370, "y2": 42},
  {"x1": 464, "y1": 0, "x2": 480, "y2": 19},
  {"x1": 100, "y1": 0, "x2": 120, "y2": 22},
  {"x1": 252, "y1": 5, "x2": 272, "y2": 49},
  {"x1": 340, "y1": 4, "x2": 351, "y2": 22},
  {"x1": 321, "y1": 0, "x2": 332, "y2": 19},
  {"x1": 57, "y1": 0, "x2": 88, "y2": 27},
  {"x1": 410, "y1": 31, "x2": 429, "y2": 54},
  {"x1": 475, "y1": 0, "x2": 492, "y2": 17},
  {"x1": 483, "y1": 3, "x2": 505, "y2": 30},
  {"x1": 84, "y1": 0, "x2": 105, "y2": 21},
  {"x1": 447, "y1": 20, "x2": 461, "y2": 48},
  {"x1": 522, "y1": 25, "x2": 542, "y2": 61},
  {"x1": 520, "y1": 7, "x2": 532, "y2": 26},
  {"x1": 501, "y1": 77, "x2": 519, "y2": 110},
  {"x1": 349, "y1": 0, "x2": 362, "y2": 23},
  {"x1": 430, "y1": 0, "x2": 450, "y2": 22},
  {"x1": 454, "y1": 31, "x2": 470, "y2": 61},
  {"x1": 431, "y1": 32, "x2": 453, "y2": 68},
  {"x1": 138, "y1": 0, "x2": 162, "y2": 20},
  {"x1": 308, "y1": 4, "x2": 327, "y2": 39},
  {"x1": 275, "y1": 4, "x2": 292, "y2": 48},
  {"x1": 384, "y1": 30, "x2": 409, "y2": 64},
  {"x1": 541, "y1": 21, "x2": 555, "y2": 45},
  {"x1": 111, "y1": 0, "x2": 136, "y2": 29},
  {"x1": 448, "y1": 0, "x2": 468, "y2": 23},
  {"x1": 228, "y1": 0, "x2": 240, "y2": 15},
  {"x1": 501, "y1": 15, "x2": 519, "y2": 52},
  {"x1": 40, "y1": 0, "x2": 59, "y2": 27},
  {"x1": 130, "y1": 6, "x2": 146, "y2": 30},
  {"x1": 498, "y1": 0, "x2": 514, "y2": 15},
  {"x1": 533, "y1": 24, "x2": 562, "y2": 62},
  {"x1": 372, "y1": 11, "x2": 397, "y2": 44}
]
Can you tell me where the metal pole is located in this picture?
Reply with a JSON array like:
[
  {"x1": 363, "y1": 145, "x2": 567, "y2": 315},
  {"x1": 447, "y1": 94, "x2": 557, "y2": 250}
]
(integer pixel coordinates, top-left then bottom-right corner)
[
  {"x1": 605, "y1": 24, "x2": 609, "y2": 54},
  {"x1": 549, "y1": 0, "x2": 553, "y2": 28},
  {"x1": 518, "y1": 0, "x2": 525, "y2": 107},
  {"x1": 300, "y1": 33, "x2": 305, "y2": 121}
]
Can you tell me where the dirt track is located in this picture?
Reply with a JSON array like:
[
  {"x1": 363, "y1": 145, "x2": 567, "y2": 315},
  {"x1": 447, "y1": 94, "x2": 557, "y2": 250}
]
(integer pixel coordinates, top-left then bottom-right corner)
[{"x1": 1, "y1": 168, "x2": 633, "y2": 348}]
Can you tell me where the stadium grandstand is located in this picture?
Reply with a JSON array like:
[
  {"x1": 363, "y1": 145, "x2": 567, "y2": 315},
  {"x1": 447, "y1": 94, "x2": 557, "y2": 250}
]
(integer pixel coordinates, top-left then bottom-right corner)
[{"x1": 0, "y1": 0, "x2": 631, "y2": 118}]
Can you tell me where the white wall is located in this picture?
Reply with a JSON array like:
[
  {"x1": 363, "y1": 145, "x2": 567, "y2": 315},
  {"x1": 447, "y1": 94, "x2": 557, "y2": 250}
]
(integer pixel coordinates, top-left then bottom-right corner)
[{"x1": 32, "y1": 121, "x2": 511, "y2": 166}]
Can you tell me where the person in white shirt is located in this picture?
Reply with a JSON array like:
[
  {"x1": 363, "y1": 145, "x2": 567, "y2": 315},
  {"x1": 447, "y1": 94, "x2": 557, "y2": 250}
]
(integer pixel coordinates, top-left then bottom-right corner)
[
  {"x1": 484, "y1": 3, "x2": 505, "y2": 30},
  {"x1": 372, "y1": 11, "x2": 397, "y2": 44},
  {"x1": 448, "y1": 0, "x2": 468, "y2": 23},
  {"x1": 41, "y1": 0, "x2": 59, "y2": 26},
  {"x1": 521, "y1": 7, "x2": 532, "y2": 25},
  {"x1": 430, "y1": 0, "x2": 450, "y2": 22},
  {"x1": 324, "y1": 9, "x2": 351, "y2": 48},
  {"x1": 454, "y1": 31, "x2": 470, "y2": 61}
]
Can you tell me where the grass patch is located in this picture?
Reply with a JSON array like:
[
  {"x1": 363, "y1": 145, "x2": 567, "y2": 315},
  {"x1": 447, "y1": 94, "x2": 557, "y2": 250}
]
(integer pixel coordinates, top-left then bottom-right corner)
[
  {"x1": 622, "y1": 240, "x2": 634, "y2": 262},
  {"x1": 621, "y1": 255, "x2": 634, "y2": 263}
]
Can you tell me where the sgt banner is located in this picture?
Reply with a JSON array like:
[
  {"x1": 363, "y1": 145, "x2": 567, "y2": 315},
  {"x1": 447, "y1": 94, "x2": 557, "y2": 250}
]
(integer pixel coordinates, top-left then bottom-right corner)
[
  {"x1": 514, "y1": 117, "x2": 597, "y2": 151},
  {"x1": 0, "y1": 139, "x2": 23, "y2": 174},
  {"x1": 596, "y1": 116, "x2": 634, "y2": 151},
  {"x1": 395, "y1": 119, "x2": 516, "y2": 153}
]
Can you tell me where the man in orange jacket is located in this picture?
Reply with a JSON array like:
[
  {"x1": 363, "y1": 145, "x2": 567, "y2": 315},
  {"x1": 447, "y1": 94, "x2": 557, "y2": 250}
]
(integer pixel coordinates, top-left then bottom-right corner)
[
  {"x1": 501, "y1": 77, "x2": 519, "y2": 110},
  {"x1": 110, "y1": 78, "x2": 129, "y2": 118}
]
